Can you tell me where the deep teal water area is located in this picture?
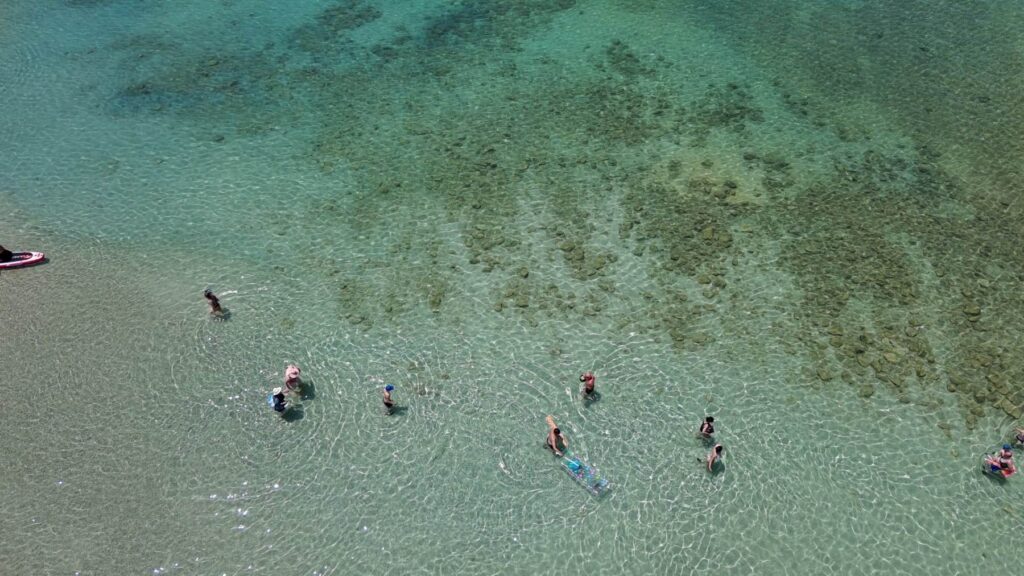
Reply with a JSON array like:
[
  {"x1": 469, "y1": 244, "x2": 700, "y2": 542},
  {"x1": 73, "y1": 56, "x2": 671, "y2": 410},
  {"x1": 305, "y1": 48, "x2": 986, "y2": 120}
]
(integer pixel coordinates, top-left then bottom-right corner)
[{"x1": 2, "y1": 1, "x2": 1024, "y2": 574}]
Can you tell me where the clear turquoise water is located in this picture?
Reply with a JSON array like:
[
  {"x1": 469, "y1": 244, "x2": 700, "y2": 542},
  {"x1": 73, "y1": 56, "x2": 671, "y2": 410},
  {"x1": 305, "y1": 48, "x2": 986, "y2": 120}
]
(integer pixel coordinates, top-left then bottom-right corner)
[{"x1": 3, "y1": 1, "x2": 1023, "y2": 574}]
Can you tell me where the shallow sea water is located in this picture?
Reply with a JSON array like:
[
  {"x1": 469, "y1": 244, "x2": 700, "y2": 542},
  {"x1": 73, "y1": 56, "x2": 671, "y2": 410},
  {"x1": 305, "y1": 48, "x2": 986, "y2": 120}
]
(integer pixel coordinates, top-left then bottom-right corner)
[{"x1": 2, "y1": 1, "x2": 1023, "y2": 574}]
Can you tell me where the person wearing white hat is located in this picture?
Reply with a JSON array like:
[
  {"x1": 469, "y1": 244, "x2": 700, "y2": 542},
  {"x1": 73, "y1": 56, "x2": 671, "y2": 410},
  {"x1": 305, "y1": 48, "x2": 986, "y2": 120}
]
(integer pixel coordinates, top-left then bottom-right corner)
[{"x1": 270, "y1": 387, "x2": 288, "y2": 413}]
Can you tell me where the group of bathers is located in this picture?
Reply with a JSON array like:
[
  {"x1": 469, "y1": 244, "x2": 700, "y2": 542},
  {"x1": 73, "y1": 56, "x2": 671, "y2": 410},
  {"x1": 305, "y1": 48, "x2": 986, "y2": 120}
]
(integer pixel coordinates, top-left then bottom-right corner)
[{"x1": 984, "y1": 440, "x2": 1017, "y2": 478}]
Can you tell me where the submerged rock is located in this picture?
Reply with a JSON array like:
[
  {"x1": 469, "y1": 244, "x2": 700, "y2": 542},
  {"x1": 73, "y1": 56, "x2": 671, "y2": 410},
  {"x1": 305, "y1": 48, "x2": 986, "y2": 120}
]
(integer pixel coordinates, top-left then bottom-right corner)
[{"x1": 998, "y1": 398, "x2": 1022, "y2": 419}]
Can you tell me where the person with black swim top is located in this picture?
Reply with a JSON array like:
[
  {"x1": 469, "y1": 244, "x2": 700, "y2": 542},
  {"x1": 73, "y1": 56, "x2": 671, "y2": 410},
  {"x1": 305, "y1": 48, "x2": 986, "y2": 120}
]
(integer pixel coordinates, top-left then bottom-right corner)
[
  {"x1": 203, "y1": 289, "x2": 224, "y2": 317},
  {"x1": 699, "y1": 416, "x2": 715, "y2": 438},
  {"x1": 0, "y1": 245, "x2": 13, "y2": 263}
]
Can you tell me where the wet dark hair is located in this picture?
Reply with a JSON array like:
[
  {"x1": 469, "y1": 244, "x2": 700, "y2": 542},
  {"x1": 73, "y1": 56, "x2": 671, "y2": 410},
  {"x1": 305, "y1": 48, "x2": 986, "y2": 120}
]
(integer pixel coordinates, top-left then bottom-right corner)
[
  {"x1": 715, "y1": 445, "x2": 724, "y2": 453},
  {"x1": 705, "y1": 416, "x2": 714, "y2": 423},
  {"x1": 204, "y1": 289, "x2": 216, "y2": 299},
  {"x1": 553, "y1": 427, "x2": 560, "y2": 434}
]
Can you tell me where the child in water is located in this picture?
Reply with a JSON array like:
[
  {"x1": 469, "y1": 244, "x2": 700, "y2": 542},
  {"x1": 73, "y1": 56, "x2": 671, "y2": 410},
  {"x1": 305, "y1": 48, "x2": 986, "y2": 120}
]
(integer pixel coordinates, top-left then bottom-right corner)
[{"x1": 383, "y1": 384, "x2": 396, "y2": 415}]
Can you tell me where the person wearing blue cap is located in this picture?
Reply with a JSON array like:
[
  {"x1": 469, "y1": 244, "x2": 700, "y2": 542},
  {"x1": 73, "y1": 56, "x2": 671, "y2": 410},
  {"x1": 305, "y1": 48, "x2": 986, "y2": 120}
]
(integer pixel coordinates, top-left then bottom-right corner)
[
  {"x1": 382, "y1": 384, "x2": 396, "y2": 414},
  {"x1": 986, "y1": 444, "x2": 1016, "y2": 477}
]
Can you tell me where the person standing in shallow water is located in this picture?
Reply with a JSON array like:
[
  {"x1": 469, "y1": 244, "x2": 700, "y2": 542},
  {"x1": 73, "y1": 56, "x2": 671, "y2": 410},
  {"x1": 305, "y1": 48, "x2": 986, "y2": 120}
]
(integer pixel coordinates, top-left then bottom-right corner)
[
  {"x1": 382, "y1": 384, "x2": 396, "y2": 414},
  {"x1": 699, "y1": 416, "x2": 715, "y2": 438},
  {"x1": 545, "y1": 415, "x2": 569, "y2": 457},
  {"x1": 270, "y1": 387, "x2": 288, "y2": 413},
  {"x1": 580, "y1": 371, "x2": 596, "y2": 398},
  {"x1": 284, "y1": 364, "x2": 301, "y2": 391},
  {"x1": 706, "y1": 444, "x2": 724, "y2": 472},
  {"x1": 204, "y1": 289, "x2": 224, "y2": 317}
]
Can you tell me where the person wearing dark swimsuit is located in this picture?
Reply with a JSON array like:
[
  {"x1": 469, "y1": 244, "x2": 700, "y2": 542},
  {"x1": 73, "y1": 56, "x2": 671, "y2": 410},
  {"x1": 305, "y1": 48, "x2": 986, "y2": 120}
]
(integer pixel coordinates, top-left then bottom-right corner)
[
  {"x1": 383, "y1": 384, "x2": 395, "y2": 414},
  {"x1": 580, "y1": 371, "x2": 596, "y2": 397},
  {"x1": 545, "y1": 416, "x2": 568, "y2": 456},
  {"x1": 271, "y1": 387, "x2": 288, "y2": 413},
  {"x1": 204, "y1": 289, "x2": 224, "y2": 317},
  {"x1": 706, "y1": 444, "x2": 724, "y2": 472},
  {"x1": 699, "y1": 416, "x2": 715, "y2": 438}
]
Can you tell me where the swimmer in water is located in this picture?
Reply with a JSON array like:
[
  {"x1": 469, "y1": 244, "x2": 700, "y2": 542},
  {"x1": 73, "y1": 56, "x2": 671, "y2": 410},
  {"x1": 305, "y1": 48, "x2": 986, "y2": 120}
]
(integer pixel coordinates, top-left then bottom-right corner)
[
  {"x1": 699, "y1": 416, "x2": 715, "y2": 438},
  {"x1": 580, "y1": 371, "x2": 596, "y2": 397},
  {"x1": 1014, "y1": 428, "x2": 1024, "y2": 447},
  {"x1": 383, "y1": 384, "x2": 395, "y2": 414},
  {"x1": 284, "y1": 364, "x2": 301, "y2": 391},
  {"x1": 203, "y1": 289, "x2": 224, "y2": 317},
  {"x1": 706, "y1": 444, "x2": 724, "y2": 472},
  {"x1": 270, "y1": 387, "x2": 287, "y2": 413},
  {"x1": 545, "y1": 415, "x2": 569, "y2": 457},
  {"x1": 985, "y1": 445, "x2": 1015, "y2": 477}
]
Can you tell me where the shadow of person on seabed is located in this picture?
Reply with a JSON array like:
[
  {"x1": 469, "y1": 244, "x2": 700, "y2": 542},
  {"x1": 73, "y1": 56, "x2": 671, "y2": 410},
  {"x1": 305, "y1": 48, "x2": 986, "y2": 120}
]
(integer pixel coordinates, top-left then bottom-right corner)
[
  {"x1": 295, "y1": 379, "x2": 316, "y2": 400},
  {"x1": 385, "y1": 405, "x2": 409, "y2": 417},
  {"x1": 282, "y1": 405, "x2": 305, "y2": 422}
]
